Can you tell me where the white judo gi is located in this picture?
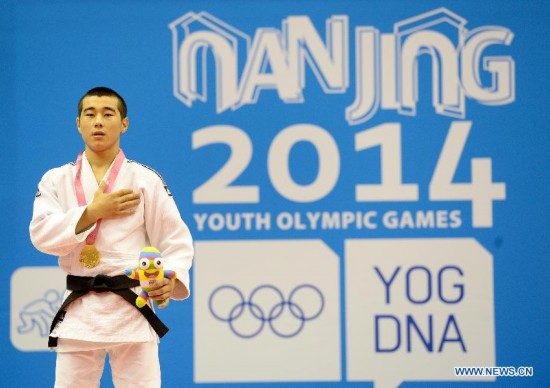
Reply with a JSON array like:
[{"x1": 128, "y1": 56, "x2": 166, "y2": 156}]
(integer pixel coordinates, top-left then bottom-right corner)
[{"x1": 30, "y1": 151, "x2": 194, "y2": 387}]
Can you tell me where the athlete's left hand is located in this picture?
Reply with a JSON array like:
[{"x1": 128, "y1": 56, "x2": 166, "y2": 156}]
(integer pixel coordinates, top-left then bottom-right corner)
[{"x1": 149, "y1": 278, "x2": 177, "y2": 309}]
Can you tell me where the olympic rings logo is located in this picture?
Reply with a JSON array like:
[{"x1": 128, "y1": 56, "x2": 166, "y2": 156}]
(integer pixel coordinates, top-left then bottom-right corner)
[{"x1": 208, "y1": 284, "x2": 324, "y2": 338}]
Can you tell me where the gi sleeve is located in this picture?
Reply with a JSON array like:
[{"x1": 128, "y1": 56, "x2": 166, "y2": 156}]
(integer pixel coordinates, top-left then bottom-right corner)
[
  {"x1": 29, "y1": 169, "x2": 97, "y2": 257},
  {"x1": 144, "y1": 176, "x2": 194, "y2": 300}
]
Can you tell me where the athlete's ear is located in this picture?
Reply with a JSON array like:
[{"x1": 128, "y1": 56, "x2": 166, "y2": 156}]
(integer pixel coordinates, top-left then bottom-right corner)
[
  {"x1": 121, "y1": 117, "x2": 129, "y2": 133},
  {"x1": 76, "y1": 117, "x2": 82, "y2": 134}
]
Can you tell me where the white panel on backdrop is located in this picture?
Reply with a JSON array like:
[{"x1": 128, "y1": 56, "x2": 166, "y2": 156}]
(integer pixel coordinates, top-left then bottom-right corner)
[
  {"x1": 345, "y1": 238, "x2": 495, "y2": 387},
  {"x1": 11, "y1": 266, "x2": 66, "y2": 351},
  {"x1": 194, "y1": 240, "x2": 341, "y2": 382}
]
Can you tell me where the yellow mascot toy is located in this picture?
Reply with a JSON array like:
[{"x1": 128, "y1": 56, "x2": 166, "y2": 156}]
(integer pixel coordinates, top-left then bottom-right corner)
[{"x1": 125, "y1": 246, "x2": 176, "y2": 308}]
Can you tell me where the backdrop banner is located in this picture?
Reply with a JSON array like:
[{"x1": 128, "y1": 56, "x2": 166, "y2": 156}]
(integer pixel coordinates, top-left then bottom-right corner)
[{"x1": 3, "y1": 1, "x2": 548, "y2": 387}]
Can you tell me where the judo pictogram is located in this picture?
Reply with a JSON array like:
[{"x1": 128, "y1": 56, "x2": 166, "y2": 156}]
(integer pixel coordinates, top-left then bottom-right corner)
[{"x1": 17, "y1": 289, "x2": 63, "y2": 337}]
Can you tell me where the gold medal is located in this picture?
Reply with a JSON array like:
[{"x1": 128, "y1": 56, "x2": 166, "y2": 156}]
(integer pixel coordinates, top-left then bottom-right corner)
[
  {"x1": 74, "y1": 151, "x2": 124, "y2": 270},
  {"x1": 80, "y1": 244, "x2": 101, "y2": 268}
]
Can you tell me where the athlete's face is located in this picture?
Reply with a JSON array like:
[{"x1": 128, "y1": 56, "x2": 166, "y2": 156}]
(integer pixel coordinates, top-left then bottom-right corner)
[{"x1": 76, "y1": 95, "x2": 128, "y2": 154}]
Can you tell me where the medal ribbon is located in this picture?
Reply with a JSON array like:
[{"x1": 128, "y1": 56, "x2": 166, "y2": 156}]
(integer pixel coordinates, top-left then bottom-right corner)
[{"x1": 75, "y1": 150, "x2": 126, "y2": 244}]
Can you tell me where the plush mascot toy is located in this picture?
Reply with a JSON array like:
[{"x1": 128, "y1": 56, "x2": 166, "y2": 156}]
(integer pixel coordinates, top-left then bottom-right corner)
[{"x1": 125, "y1": 246, "x2": 176, "y2": 308}]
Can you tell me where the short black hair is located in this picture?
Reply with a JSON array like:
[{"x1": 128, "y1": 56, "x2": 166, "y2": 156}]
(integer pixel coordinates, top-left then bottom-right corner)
[{"x1": 77, "y1": 87, "x2": 128, "y2": 118}]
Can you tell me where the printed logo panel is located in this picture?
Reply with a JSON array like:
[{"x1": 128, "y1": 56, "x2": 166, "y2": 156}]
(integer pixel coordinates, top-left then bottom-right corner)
[
  {"x1": 10, "y1": 267, "x2": 66, "y2": 351},
  {"x1": 345, "y1": 238, "x2": 495, "y2": 386},
  {"x1": 193, "y1": 240, "x2": 341, "y2": 382}
]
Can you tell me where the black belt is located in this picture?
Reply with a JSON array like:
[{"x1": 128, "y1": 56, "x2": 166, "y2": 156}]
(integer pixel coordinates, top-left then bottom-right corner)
[{"x1": 48, "y1": 274, "x2": 169, "y2": 348}]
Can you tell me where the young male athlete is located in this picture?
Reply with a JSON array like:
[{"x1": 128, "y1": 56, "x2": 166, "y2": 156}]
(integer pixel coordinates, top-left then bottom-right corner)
[{"x1": 30, "y1": 86, "x2": 194, "y2": 387}]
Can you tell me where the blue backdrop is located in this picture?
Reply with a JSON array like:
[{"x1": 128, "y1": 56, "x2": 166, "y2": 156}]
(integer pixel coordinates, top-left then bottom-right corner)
[{"x1": 2, "y1": 0, "x2": 549, "y2": 387}]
